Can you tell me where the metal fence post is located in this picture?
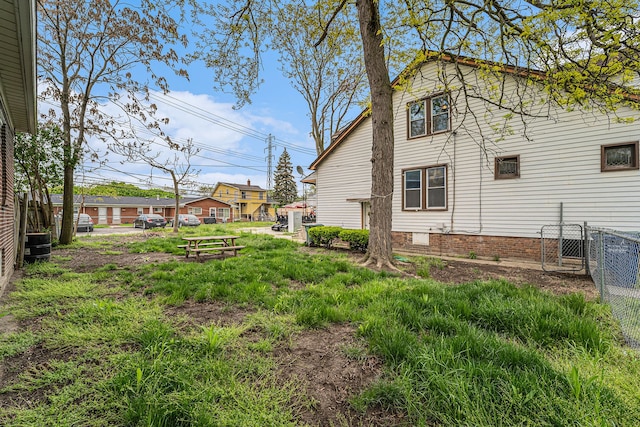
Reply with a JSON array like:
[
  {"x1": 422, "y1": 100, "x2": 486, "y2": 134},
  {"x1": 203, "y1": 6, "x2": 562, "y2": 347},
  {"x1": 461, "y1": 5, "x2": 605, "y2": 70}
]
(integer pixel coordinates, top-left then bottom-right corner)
[
  {"x1": 598, "y1": 231, "x2": 605, "y2": 303},
  {"x1": 584, "y1": 222, "x2": 590, "y2": 276}
]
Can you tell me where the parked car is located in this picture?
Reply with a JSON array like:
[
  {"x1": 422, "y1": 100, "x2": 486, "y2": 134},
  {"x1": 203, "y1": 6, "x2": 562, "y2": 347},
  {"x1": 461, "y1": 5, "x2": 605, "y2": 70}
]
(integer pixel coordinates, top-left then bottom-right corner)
[
  {"x1": 169, "y1": 214, "x2": 201, "y2": 227},
  {"x1": 133, "y1": 214, "x2": 167, "y2": 229},
  {"x1": 73, "y1": 213, "x2": 94, "y2": 232}
]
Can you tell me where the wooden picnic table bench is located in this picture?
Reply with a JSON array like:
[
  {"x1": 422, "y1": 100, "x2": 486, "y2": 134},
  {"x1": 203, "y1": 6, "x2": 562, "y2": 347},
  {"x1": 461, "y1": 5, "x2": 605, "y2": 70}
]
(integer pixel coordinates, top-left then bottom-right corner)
[{"x1": 180, "y1": 235, "x2": 245, "y2": 261}]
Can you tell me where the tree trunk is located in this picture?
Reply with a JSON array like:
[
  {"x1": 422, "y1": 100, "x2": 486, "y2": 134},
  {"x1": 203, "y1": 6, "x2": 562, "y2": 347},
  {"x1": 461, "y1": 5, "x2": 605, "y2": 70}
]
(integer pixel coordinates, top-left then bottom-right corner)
[
  {"x1": 356, "y1": 0, "x2": 395, "y2": 269},
  {"x1": 59, "y1": 163, "x2": 75, "y2": 244},
  {"x1": 172, "y1": 171, "x2": 180, "y2": 233}
]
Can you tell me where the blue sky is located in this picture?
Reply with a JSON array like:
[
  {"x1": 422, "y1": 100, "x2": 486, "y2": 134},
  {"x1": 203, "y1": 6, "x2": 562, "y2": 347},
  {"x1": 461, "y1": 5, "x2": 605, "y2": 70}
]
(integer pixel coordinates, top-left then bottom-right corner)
[{"x1": 75, "y1": 49, "x2": 324, "y2": 194}]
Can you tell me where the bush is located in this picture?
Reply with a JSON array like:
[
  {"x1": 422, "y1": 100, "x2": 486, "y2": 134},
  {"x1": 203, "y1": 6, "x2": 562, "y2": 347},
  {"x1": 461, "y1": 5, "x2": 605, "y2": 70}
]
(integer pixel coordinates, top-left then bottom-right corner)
[
  {"x1": 308, "y1": 226, "x2": 343, "y2": 248},
  {"x1": 339, "y1": 229, "x2": 369, "y2": 252}
]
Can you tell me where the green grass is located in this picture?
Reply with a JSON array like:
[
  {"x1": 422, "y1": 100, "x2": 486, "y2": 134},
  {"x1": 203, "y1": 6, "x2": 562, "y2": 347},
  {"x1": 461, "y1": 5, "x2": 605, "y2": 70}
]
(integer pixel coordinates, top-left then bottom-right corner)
[{"x1": 1, "y1": 232, "x2": 639, "y2": 426}]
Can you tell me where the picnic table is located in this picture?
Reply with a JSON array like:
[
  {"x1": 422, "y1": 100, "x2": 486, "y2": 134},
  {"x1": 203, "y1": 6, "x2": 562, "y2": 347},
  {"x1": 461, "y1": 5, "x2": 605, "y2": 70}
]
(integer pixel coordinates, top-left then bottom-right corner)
[{"x1": 179, "y1": 235, "x2": 244, "y2": 261}]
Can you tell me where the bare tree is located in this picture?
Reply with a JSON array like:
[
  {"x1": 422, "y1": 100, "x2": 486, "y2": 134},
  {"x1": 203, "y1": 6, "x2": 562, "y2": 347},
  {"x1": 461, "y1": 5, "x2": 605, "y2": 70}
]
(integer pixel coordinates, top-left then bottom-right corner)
[
  {"x1": 110, "y1": 138, "x2": 200, "y2": 233},
  {"x1": 190, "y1": 0, "x2": 640, "y2": 268},
  {"x1": 272, "y1": 2, "x2": 368, "y2": 154},
  {"x1": 37, "y1": 0, "x2": 189, "y2": 244}
]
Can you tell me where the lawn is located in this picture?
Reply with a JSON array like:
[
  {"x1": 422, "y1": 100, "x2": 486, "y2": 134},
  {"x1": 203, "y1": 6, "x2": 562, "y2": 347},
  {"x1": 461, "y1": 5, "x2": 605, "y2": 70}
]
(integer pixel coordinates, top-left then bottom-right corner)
[{"x1": 1, "y1": 228, "x2": 639, "y2": 426}]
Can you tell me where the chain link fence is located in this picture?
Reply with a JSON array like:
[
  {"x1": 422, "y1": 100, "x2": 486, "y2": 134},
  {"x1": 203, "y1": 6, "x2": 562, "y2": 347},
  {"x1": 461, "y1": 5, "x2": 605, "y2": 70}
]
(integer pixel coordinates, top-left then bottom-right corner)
[{"x1": 586, "y1": 227, "x2": 640, "y2": 349}]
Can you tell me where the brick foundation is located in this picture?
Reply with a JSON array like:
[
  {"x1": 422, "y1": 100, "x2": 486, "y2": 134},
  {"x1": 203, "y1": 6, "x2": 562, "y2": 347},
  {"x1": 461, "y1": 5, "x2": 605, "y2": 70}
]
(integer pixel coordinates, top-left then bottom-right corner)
[{"x1": 392, "y1": 231, "x2": 541, "y2": 261}]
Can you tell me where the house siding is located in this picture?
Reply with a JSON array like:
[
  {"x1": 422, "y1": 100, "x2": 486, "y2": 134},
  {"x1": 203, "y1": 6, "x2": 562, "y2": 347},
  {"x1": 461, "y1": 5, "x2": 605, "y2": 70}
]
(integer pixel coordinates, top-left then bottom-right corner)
[
  {"x1": 316, "y1": 121, "x2": 372, "y2": 229},
  {"x1": 212, "y1": 182, "x2": 273, "y2": 221},
  {"x1": 0, "y1": 122, "x2": 15, "y2": 295},
  {"x1": 52, "y1": 196, "x2": 234, "y2": 225},
  {"x1": 314, "y1": 61, "x2": 640, "y2": 261}
]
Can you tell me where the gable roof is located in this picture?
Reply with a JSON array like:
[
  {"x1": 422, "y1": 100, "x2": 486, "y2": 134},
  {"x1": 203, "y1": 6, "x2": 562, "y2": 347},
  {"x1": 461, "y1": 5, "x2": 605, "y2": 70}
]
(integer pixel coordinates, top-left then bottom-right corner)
[
  {"x1": 308, "y1": 51, "x2": 639, "y2": 170},
  {"x1": 0, "y1": 0, "x2": 36, "y2": 132},
  {"x1": 215, "y1": 181, "x2": 267, "y2": 192}
]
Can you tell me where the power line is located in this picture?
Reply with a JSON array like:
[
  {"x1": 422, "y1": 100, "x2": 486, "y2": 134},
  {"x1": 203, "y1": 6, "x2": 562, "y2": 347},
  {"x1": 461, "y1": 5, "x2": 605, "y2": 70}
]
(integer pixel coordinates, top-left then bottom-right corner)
[{"x1": 150, "y1": 92, "x2": 317, "y2": 156}]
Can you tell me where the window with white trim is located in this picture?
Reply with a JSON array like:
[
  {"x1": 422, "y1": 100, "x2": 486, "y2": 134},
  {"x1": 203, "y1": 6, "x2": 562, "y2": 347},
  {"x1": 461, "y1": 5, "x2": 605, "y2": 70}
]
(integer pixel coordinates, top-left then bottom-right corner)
[
  {"x1": 404, "y1": 169, "x2": 422, "y2": 209},
  {"x1": 209, "y1": 208, "x2": 217, "y2": 218},
  {"x1": 218, "y1": 208, "x2": 230, "y2": 219},
  {"x1": 137, "y1": 207, "x2": 144, "y2": 215},
  {"x1": 402, "y1": 165, "x2": 447, "y2": 210},
  {"x1": 188, "y1": 207, "x2": 202, "y2": 215},
  {"x1": 408, "y1": 94, "x2": 450, "y2": 138}
]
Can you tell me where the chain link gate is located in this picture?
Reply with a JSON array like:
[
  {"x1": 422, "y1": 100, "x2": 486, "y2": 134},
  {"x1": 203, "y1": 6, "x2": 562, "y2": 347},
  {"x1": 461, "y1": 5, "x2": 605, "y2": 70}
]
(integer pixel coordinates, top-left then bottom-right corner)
[{"x1": 541, "y1": 224, "x2": 585, "y2": 273}]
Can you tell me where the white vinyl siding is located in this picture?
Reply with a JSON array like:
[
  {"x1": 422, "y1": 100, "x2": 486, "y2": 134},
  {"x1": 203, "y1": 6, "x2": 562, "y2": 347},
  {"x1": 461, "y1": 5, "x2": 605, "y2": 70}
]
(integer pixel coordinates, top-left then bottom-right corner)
[
  {"x1": 315, "y1": 123, "x2": 372, "y2": 229},
  {"x1": 315, "y1": 60, "x2": 640, "y2": 239},
  {"x1": 393, "y1": 62, "x2": 640, "y2": 237}
]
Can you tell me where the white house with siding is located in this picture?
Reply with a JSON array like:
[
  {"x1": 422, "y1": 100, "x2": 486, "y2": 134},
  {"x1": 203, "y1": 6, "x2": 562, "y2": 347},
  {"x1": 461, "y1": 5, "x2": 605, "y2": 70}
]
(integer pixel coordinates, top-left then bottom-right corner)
[{"x1": 309, "y1": 56, "x2": 640, "y2": 261}]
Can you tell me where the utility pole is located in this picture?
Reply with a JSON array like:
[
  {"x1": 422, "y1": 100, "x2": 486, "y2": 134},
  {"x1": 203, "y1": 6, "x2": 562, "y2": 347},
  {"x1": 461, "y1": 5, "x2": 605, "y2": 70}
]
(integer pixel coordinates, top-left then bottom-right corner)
[{"x1": 265, "y1": 134, "x2": 275, "y2": 191}]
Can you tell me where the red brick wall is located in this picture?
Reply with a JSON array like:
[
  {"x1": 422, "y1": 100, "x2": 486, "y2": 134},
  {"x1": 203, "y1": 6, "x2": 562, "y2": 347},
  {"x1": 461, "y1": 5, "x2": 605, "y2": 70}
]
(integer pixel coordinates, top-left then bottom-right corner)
[
  {"x1": 180, "y1": 200, "x2": 234, "y2": 222},
  {"x1": 0, "y1": 123, "x2": 15, "y2": 295},
  {"x1": 392, "y1": 231, "x2": 541, "y2": 261}
]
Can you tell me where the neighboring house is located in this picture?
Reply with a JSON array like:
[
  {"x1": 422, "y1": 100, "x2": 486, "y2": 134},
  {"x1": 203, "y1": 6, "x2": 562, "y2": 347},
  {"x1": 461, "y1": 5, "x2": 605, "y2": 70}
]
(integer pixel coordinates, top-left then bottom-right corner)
[
  {"x1": 50, "y1": 195, "x2": 233, "y2": 224},
  {"x1": 1, "y1": 0, "x2": 36, "y2": 294},
  {"x1": 212, "y1": 180, "x2": 274, "y2": 221},
  {"x1": 310, "y1": 56, "x2": 640, "y2": 262}
]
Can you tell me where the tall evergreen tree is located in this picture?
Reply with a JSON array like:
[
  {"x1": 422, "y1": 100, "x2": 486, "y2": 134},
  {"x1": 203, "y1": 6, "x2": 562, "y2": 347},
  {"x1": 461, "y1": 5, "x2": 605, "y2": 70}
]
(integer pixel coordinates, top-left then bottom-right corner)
[{"x1": 272, "y1": 149, "x2": 298, "y2": 205}]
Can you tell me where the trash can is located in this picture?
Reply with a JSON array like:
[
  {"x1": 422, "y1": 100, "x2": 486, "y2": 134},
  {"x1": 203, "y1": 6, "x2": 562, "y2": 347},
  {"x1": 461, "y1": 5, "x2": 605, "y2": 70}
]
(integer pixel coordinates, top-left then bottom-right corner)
[
  {"x1": 304, "y1": 224, "x2": 323, "y2": 246},
  {"x1": 604, "y1": 234, "x2": 640, "y2": 288}
]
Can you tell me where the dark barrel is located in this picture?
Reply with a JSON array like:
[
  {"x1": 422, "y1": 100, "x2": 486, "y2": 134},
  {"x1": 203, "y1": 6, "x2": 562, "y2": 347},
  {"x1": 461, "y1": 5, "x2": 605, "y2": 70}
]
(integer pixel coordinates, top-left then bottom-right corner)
[{"x1": 25, "y1": 232, "x2": 51, "y2": 263}]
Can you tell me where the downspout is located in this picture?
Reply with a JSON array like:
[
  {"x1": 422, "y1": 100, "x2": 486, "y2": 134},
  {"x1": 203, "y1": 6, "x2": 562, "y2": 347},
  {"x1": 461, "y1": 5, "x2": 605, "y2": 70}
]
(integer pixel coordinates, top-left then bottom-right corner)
[{"x1": 450, "y1": 132, "x2": 456, "y2": 231}]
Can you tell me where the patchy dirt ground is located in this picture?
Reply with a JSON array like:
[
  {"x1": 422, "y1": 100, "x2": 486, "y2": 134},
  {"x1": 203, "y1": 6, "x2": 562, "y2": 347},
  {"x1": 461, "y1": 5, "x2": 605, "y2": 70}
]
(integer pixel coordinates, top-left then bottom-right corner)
[{"x1": 0, "y1": 235, "x2": 598, "y2": 426}]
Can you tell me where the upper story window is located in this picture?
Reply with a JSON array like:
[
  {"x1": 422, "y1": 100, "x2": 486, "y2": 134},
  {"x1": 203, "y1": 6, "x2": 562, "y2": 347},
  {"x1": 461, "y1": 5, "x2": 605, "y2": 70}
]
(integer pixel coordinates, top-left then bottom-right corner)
[
  {"x1": 259, "y1": 192, "x2": 264, "y2": 200},
  {"x1": 402, "y1": 165, "x2": 447, "y2": 210},
  {"x1": 241, "y1": 191, "x2": 247, "y2": 199},
  {"x1": 601, "y1": 142, "x2": 639, "y2": 172},
  {"x1": 408, "y1": 94, "x2": 450, "y2": 138},
  {"x1": 495, "y1": 155, "x2": 520, "y2": 179}
]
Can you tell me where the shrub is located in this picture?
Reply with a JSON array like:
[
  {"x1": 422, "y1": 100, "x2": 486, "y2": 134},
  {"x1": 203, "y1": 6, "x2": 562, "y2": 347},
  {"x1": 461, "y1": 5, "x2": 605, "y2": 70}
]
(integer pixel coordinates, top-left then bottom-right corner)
[
  {"x1": 308, "y1": 226, "x2": 343, "y2": 248},
  {"x1": 339, "y1": 229, "x2": 369, "y2": 252}
]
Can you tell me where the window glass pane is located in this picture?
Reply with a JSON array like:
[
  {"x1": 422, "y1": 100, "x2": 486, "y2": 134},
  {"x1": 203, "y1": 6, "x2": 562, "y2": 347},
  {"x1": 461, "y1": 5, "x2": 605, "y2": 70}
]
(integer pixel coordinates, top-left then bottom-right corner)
[
  {"x1": 431, "y1": 96, "x2": 449, "y2": 132},
  {"x1": 428, "y1": 167, "x2": 445, "y2": 187},
  {"x1": 409, "y1": 102, "x2": 426, "y2": 137},
  {"x1": 409, "y1": 102, "x2": 425, "y2": 120},
  {"x1": 606, "y1": 145, "x2": 633, "y2": 168},
  {"x1": 497, "y1": 157, "x2": 519, "y2": 176},
  {"x1": 405, "y1": 170, "x2": 421, "y2": 189},
  {"x1": 406, "y1": 190, "x2": 421, "y2": 208},
  {"x1": 428, "y1": 188, "x2": 445, "y2": 208},
  {"x1": 404, "y1": 170, "x2": 422, "y2": 208},
  {"x1": 427, "y1": 166, "x2": 446, "y2": 208}
]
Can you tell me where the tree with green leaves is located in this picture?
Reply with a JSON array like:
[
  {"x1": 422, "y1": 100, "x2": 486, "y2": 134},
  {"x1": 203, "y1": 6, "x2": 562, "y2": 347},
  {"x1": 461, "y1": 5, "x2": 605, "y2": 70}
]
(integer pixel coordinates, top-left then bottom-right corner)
[
  {"x1": 272, "y1": 149, "x2": 298, "y2": 205},
  {"x1": 190, "y1": 2, "x2": 368, "y2": 156},
  {"x1": 37, "y1": 0, "x2": 189, "y2": 244},
  {"x1": 193, "y1": 0, "x2": 640, "y2": 269},
  {"x1": 14, "y1": 125, "x2": 65, "y2": 232}
]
